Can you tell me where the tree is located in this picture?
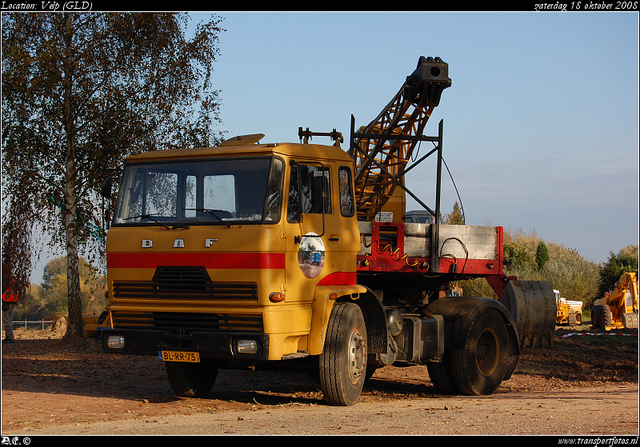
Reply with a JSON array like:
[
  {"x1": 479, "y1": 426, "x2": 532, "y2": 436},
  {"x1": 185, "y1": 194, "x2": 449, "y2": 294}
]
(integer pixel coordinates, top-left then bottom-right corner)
[
  {"x1": 12, "y1": 284, "x2": 46, "y2": 321},
  {"x1": 441, "y1": 201, "x2": 464, "y2": 225},
  {"x1": 535, "y1": 241, "x2": 550, "y2": 271},
  {"x1": 2, "y1": 183, "x2": 33, "y2": 304},
  {"x1": 504, "y1": 241, "x2": 535, "y2": 272},
  {"x1": 2, "y1": 12, "x2": 224, "y2": 337},
  {"x1": 39, "y1": 256, "x2": 107, "y2": 318}
]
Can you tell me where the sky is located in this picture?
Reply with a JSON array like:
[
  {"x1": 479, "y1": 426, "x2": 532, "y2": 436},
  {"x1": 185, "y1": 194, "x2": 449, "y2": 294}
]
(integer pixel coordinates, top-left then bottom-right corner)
[
  {"x1": 197, "y1": 11, "x2": 639, "y2": 264},
  {"x1": 28, "y1": 11, "x2": 639, "y2": 282}
]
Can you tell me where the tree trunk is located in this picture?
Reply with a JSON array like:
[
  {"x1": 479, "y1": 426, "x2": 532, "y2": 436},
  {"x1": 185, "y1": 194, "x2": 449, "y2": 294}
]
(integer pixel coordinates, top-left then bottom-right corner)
[
  {"x1": 65, "y1": 202, "x2": 83, "y2": 338},
  {"x1": 62, "y1": 13, "x2": 83, "y2": 338}
]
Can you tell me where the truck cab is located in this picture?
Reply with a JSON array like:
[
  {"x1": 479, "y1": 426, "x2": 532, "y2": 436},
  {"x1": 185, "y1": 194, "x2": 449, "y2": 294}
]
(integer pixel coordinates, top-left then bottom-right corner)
[
  {"x1": 404, "y1": 209, "x2": 436, "y2": 224},
  {"x1": 102, "y1": 138, "x2": 364, "y2": 367}
]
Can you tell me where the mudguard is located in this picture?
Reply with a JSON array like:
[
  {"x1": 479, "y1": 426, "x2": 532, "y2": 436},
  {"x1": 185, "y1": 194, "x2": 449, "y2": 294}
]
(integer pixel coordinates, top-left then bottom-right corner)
[{"x1": 498, "y1": 280, "x2": 556, "y2": 348}]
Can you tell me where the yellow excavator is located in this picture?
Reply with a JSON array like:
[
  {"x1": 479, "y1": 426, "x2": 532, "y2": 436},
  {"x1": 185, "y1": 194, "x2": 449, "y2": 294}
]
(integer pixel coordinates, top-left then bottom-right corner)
[{"x1": 591, "y1": 272, "x2": 638, "y2": 330}]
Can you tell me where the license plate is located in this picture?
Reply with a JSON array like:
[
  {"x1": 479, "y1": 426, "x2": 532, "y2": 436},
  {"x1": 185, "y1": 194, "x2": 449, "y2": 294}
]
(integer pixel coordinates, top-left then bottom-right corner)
[{"x1": 158, "y1": 350, "x2": 200, "y2": 363}]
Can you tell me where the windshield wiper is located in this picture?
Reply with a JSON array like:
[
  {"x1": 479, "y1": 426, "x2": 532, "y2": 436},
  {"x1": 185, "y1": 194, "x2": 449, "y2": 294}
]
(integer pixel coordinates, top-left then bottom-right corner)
[
  {"x1": 184, "y1": 208, "x2": 231, "y2": 228},
  {"x1": 121, "y1": 214, "x2": 176, "y2": 230}
]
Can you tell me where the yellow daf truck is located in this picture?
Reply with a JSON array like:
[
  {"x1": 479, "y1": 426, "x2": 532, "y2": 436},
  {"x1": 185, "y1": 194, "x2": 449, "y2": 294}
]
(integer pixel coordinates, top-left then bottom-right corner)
[{"x1": 101, "y1": 57, "x2": 555, "y2": 405}]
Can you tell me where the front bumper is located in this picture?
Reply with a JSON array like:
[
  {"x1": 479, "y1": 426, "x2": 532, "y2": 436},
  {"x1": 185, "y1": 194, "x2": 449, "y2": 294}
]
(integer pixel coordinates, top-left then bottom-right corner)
[{"x1": 101, "y1": 328, "x2": 270, "y2": 361}]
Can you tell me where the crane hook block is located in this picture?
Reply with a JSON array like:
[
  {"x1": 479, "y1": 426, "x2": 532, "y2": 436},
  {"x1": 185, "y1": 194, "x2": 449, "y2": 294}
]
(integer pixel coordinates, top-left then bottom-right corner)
[{"x1": 403, "y1": 56, "x2": 452, "y2": 107}]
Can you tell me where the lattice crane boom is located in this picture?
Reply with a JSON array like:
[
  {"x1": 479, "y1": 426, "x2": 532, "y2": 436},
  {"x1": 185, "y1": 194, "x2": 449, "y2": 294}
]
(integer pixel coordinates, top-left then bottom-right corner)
[{"x1": 350, "y1": 56, "x2": 451, "y2": 221}]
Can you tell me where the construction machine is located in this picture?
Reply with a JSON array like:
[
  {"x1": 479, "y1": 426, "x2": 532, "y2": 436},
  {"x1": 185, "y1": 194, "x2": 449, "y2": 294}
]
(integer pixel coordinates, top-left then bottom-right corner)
[
  {"x1": 100, "y1": 57, "x2": 556, "y2": 406},
  {"x1": 592, "y1": 272, "x2": 638, "y2": 330},
  {"x1": 554, "y1": 289, "x2": 583, "y2": 326}
]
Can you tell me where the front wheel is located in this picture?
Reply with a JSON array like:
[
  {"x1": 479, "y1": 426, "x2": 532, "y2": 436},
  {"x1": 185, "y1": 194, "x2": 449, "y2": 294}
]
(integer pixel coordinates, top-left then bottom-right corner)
[
  {"x1": 600, "y1": 305, "x2": 613, "y2": 328},
  {"x1": 319, "y1": 302, "x2": 367, "y2": 406},
  {"x1": 450, "y1": 309, "x2": 509, "y2": 395},
  {"x1": 165, "y1": 359, "x2": 218, "y2": 397}
]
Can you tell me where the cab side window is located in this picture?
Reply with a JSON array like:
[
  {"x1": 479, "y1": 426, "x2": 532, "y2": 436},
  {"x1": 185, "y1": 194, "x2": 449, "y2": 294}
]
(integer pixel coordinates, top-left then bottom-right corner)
[
  {"x1": 339, "y1": 167, "x2": 354, "y2": 217},
  {"x1": 287, "y1": 164, "x2": 331, "y2": 222}
]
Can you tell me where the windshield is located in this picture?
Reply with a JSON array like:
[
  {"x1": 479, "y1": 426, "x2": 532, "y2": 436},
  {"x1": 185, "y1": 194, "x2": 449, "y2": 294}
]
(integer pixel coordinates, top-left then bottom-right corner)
[{"x1": 113, "y1": 156, "x2": 284, "y2": 226}]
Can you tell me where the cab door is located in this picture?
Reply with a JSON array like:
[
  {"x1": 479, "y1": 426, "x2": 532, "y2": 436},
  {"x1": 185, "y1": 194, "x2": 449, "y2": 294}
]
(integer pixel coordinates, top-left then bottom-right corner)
[{"x1": 284, "y1": 162, "x2": 335, "y2": 301}]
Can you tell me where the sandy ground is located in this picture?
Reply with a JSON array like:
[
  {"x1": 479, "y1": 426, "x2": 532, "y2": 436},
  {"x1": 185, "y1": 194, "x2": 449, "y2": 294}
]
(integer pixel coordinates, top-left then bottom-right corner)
[{"x1": 2, "y1": 323, "x2": 638, "y2": 436}]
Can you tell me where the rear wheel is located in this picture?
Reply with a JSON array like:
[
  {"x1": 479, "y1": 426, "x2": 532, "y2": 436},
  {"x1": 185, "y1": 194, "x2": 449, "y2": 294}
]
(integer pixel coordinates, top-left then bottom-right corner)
[
  {"x1": 319, "y1": 302, "x2": 367, "y2": 406},
  {"x1": 450, "y1": 309, "x2": 509, "y2": 395},
  {"x1": 427, "y1": 351, "x2": 460, "y2": 395},
  {"x1": 165, "y1": 359, "x2": 218, "y2": 397}
]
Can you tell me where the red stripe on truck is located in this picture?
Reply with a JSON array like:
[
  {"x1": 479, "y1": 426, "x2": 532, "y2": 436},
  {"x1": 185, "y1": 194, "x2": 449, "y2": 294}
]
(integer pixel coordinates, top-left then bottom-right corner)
[{"x1": 107, "y1": 252, "x2": 286, "y2": 270}]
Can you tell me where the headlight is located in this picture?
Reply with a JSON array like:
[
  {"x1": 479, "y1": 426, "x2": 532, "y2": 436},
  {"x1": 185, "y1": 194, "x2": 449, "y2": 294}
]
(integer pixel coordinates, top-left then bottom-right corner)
[
  {"x1": 107, "y1": 335, "x2": 126, "y2": 349},
  {"x1": 236, "y1": 339, "x2": 258, "y2": 355}
]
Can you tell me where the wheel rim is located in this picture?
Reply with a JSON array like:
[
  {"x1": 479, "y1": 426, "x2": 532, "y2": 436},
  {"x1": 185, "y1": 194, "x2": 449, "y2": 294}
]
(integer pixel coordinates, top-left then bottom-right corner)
[
  {"x1": 348, "y1": 326, "x2": 367, "y2": 384},
  {"x1": 476, "y1": 328, "x2": 500, "y2": 377}
]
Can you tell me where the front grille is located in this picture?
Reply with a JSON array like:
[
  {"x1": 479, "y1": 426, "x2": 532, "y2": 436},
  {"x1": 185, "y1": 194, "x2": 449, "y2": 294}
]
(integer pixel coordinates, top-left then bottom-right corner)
[
  {"x1": 112, "y1": 311, "x2": 264, "y2": 333},
  {"x1": 113, "y1": 266, "x2": 258, "y2": 301}
]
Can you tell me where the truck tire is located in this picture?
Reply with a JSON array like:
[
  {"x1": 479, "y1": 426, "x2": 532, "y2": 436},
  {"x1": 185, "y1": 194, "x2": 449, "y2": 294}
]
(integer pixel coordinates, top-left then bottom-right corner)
[
  {"x1": 319, "y1": 302, "x2": 367, "y2": 406},
  {"x1": 426, "y1": 352, "x2": 460, "y2": 395},
  {"x1": 165, "y1": 359, "x2": 218, "y2": 397},
  {"x1": 450, "y1": 309, "x2": 509, "y2": 395}
]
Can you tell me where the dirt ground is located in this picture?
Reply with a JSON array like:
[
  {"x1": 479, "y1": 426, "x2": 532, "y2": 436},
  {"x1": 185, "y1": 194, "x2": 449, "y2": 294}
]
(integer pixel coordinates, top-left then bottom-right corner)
[{"x1": 2, "y1": 323, "x2": 638, "y2": 435}]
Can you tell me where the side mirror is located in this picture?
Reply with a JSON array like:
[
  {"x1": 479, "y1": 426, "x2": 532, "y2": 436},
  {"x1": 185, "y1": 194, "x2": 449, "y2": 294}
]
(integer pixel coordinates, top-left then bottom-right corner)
[{"x1": 102, "y1": 177, "x2": 112, "y2": 199}]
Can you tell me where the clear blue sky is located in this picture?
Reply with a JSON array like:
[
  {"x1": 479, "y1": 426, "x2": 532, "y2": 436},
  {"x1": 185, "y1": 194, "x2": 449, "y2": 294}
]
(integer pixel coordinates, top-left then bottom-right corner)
[{"x1": 194, "y1": 11, "x2": 639, "y2": 264}]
